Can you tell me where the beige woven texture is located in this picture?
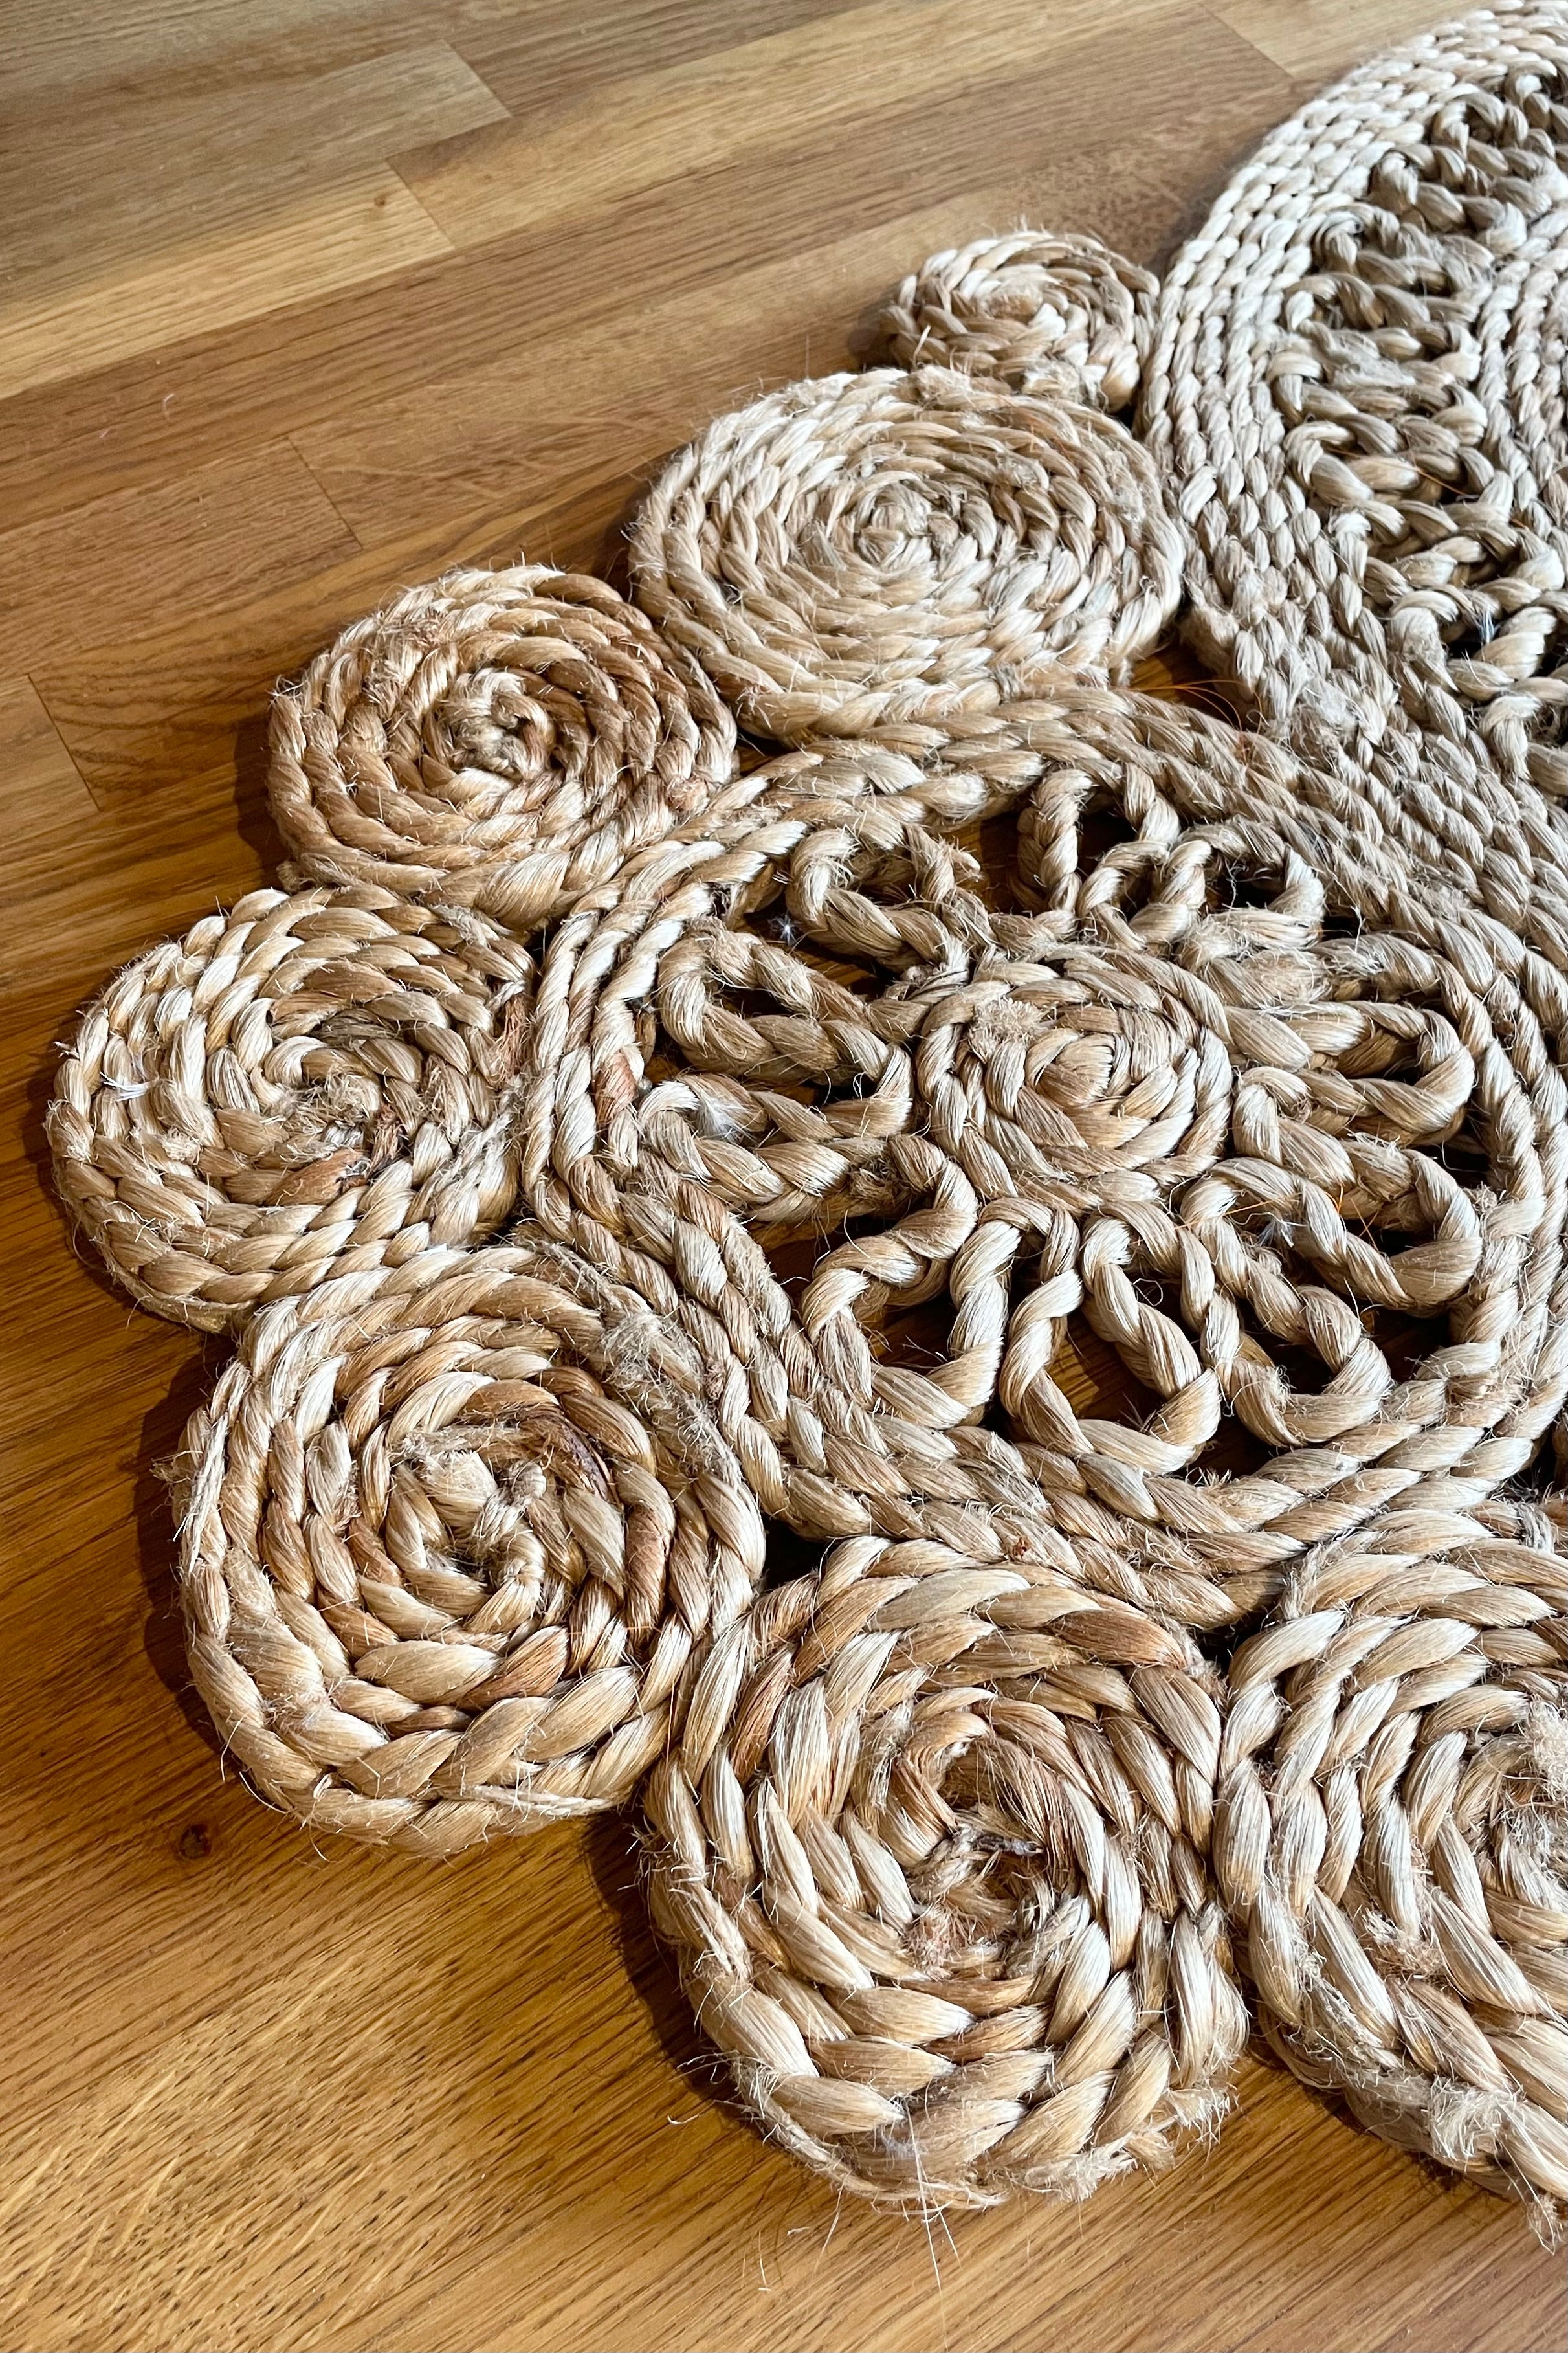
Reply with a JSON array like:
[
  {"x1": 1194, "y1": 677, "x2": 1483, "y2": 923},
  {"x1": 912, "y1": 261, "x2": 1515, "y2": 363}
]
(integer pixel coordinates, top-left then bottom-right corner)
[
  {"x1": 1217, "y1": 1494, "x2": 1567, "y2": 2220},
  {"x1": 47, "y1": 887, "x2": 534, "y2": 1330},
  {"x1": 628, "y1": 364, "x2": 1184, "y2": 742},
  {"x1": 175, "y1": 1240, "x2": 766, "y2": 1851},
  {"x1": 47, "y1": 0, "x2": 1568, "y2": 2231},
  {"x1": 269, "y1": 564, "x2": 738, "y2": 926},
  {"x1": 1143, "y1": 3, "x2": 1568, "y2": 970},
  {"x1": 881, "y1": 229, "x2": 1158, "y2": 410},
  {"x1": 644, "y1": 1537, "x2": 1248, "y2": 2207}
]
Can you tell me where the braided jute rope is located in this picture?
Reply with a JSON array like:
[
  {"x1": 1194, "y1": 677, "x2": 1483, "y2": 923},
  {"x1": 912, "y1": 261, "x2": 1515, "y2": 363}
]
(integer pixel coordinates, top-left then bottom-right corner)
[
  {"x1": 1143, "y1": 1, "x2": 1568, "y2": 966},
  {"x1": 881, "y1": 230, "x2": 1158, "y2": 410},
  {"x1": 173, "y1": 1238, "x2": 765, "y2": 1851},
  {"x1": 642, "y1": 1537, "x2": 1248, "y2": 2208},
  {"x1": 1216, "y1": 1495, "x2": 1567, "y2": 2231},
  {"x1": 48, "y1": 886, "x2": 533, "y2": 1330},
  {"x1": 269, "y1": 565, "x2": 738, "y2": 928},
  {"x1": 628, "y1": 365, "x2": 1182, "y2": 744}
]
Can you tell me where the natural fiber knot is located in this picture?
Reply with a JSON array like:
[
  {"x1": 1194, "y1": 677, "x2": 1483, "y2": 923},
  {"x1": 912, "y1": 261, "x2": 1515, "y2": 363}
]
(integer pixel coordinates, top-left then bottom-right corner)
[
  {"x1": 629, "y1": 366, "x2": 1181, "y2": 743},
  {"x1": 173, "y1": 1240, "x2": 767, "y2": 1851},
  {"x1": 881, "y1": 230, "x2": 1158, "y2": 409},
  {"x1": 641, "y1": 1540, "x2": 1248, "y2": 2209},
  {"x1": 269, "y1": 564, "x2": 737, "y2": 928},
  {"x1": 1215, "y1": 1496, "x2": 1567, "y2": 2234},
  {"x1": 921, "y1": 973, "x2": 1228, "y2": 1194},
  {"x1": 47, "y1": 885, "x2": 533, "y2": 1331}
]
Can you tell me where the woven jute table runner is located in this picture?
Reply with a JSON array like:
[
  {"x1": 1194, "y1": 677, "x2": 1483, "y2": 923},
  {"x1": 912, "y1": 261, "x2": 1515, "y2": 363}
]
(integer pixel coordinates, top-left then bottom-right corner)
[{"x1": 49, "y1": 1, "x2": 1568, "y2": 2231}]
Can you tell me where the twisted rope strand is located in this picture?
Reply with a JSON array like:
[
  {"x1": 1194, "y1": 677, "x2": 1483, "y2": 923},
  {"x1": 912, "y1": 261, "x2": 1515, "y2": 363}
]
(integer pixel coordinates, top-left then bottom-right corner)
[
  {"x1": 1215, "y1": 1495, "x2": 1566, "y2": 2231},
  {"x1": 629, "y1": 366, "x2": 1182, "y2": 742},
  {"x1": 49, "y1": 886, "x2": 535, "y2": 1330}
]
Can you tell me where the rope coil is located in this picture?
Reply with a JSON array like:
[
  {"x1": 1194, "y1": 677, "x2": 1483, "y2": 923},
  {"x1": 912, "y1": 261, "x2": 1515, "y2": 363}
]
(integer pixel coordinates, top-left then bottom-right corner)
[
  {"x1": 643, "y1": 1538, "x2": 1248, "y2": 2207},
  {"x1": 880, "y1": 230, "x2": 1158, "y2": 410},
  {"x1": 49, "y1": 886, "x2": 534, "y2": 1330},
  {"x1": 269, "y1": 565, "x2": 738, "y2": 929},
  {"x1": 173, "y1": 1239, "x2": 766, "y2": 1851},
  {"x1": 629, "y1": 366, "x2": 1181, "y2": 743},
  {"x1": 1215, "y1": 1497, "x2": 1567, "y2": 2227}
]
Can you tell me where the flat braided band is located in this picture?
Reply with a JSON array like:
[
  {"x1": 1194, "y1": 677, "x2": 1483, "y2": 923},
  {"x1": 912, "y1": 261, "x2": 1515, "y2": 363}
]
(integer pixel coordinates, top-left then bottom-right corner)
[
  {"x1": 1215, "y1": 1495, "x2": 1567, "y2": 2230},
  {"x1": 880, "y1": 230, "x2": 1158, "y2": 410},
  {"x1": 269, "y1": 564, "x2": 737, "y2": 929},
  {"x1": 628, "y1": 365, "x2": 1182, "y2": 744},
  {"x1": 173, "y1": 1240, "x2": 766, "y2": 1852},
  {"x1": 642, "y1": 1539, "x2": 1248, "y2": 2208},
  {"x1": 514, "y1": 691, "x2": 1568, "y2": 1632},
  {"x1": 1143, "y1": 1, "x2": 1568, "y2": 958},
  {"x1": 47, "y1": 886, "x2": 533, "y2": 1331}
]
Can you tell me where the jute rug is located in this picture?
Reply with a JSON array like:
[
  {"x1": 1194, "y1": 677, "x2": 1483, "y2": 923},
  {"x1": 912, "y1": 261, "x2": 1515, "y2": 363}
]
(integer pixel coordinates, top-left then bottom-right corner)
[{"x1": 49, "y1": 2, "x2": 1568, "y2": 2229}]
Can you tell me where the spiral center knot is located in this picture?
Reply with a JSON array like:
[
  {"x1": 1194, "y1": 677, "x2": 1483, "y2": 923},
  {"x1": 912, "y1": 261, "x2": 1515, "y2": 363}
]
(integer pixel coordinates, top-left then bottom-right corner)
[
  {"x1": 965, "y1": 980, "x2": 1211, "y2": 1163},
  {"x1": 920, "y1": 959, "x2": 1230, "y2": 1205}
]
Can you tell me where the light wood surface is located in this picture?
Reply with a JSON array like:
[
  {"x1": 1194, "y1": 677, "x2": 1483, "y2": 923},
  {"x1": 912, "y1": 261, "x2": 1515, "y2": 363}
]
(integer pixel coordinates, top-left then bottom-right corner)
[{"x1": 2, "y1": 6, "x2": 1562, "y2": 2350}]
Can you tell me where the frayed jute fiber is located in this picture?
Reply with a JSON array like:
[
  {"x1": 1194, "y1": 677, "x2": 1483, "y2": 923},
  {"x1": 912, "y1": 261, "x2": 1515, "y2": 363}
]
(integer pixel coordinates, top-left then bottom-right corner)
[{"x1": 49, "y1": 0, "x2": 1567, "y2": 2231}]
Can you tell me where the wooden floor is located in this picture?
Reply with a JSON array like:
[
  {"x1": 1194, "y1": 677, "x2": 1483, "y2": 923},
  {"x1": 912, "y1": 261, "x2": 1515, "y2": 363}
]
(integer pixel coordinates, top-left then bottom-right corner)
[{"x1": 2, "y1": 5, "x2": 1563, "y2": 2350}]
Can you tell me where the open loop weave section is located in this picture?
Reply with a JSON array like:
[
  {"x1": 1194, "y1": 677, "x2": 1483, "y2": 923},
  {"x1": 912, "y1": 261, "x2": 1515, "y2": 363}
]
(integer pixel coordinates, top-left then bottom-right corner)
[
  {"x1": 45, "y1": 0, "x2": 1568, "y2": 2231},
  {"x1": 269, "y1": 565, "x2": 738, "y2": 930},
  {"x1": 174, "y1": 1240, "x2": 766, "y2": 1852},
  {"x1": 643, "y1": 1539, "x2": 1248, "y2": 2207},
  {"x1": 1142, "y1": 1, "x2": 1568, "y2": 961},
  {"x1": 511, "y1": 691, "x2": 1567, "y2": 1637}
]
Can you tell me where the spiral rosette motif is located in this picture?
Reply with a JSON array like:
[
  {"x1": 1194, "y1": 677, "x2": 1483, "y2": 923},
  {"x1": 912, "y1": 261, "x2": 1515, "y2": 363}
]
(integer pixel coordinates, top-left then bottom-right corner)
[
  {"x1": 174, "y1": 1242, "x2": 767, "y2": 1851},
  {"x1": 1145, "y1": 3, "x2": 1568, "y2": 951},
  {"x1": 628, "y1": 366, "x2": 1182, "y2": 744},
  {"x1": 48, "y1": 886, "x2": 533, "y2": 1331},
  {"x1": 1215, "y1": 1497, "x2": 1567, "y2": 2231},
  {"x1": 269, "y1": 564, "x2": 738, "y2": 928},
  {"x1": 516, "y1": 695, "x2": 1568, "y2": 1629},
  {"x1": 643, "y1": 1540, "x2": 1248, "y2": 2208},
  {"x1": 881, "y1": 230, "x2": 1158, "y2": 409}
]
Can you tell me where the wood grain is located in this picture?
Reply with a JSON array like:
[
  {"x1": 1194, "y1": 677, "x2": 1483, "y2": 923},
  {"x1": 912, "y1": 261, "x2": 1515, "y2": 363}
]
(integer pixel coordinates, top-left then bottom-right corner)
[
  {"x1": 399, "y1": 0, "x2": 1232, "y2": 245},
  {"x1": 1, "y1": 6, "x2": 1562, "y2": 2352},
  {"x1": 1208, "y1": 0, "x2": 1448, "y2": 78},
  {"x1": 0, "y1": 46, "x2": 502, "y2": 291},
  {"x1": 0, "y1": 173, "x2": 455, "y2": 409}
]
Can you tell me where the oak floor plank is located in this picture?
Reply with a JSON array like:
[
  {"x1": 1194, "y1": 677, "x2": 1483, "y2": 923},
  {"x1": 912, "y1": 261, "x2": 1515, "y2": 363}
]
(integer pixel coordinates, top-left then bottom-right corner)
[
  {"x1": 0, "y1": 443, "x2": 360, "y2": 678},
  {"x1": 3, "y1": 5, "x2": 1559, "y2": 2352},
  {"x1": 0, "y1": 679, "x2": 98, "y2": 983},
  {"x1": 1208, "y1": 0, "x2": 1451, "y2": 80},
  {"x1": 399, "y1": 0, "x2": 1209, "y2": 247},
  {"x1": 0, "y1": 170, "x2": 457, "y2": 407},
  {"x1": 461, "y1": 0, "x2": 865, "y2": 120},
  {"x1": 0, "y1": 24, "x2": 1290, "y2": 531},
  {"x1": 0, "y1": 44, "x2": 504, "y2": 298},
  {"x1": 0, "y1": 1, "x2": 440, "y2": 100}
]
